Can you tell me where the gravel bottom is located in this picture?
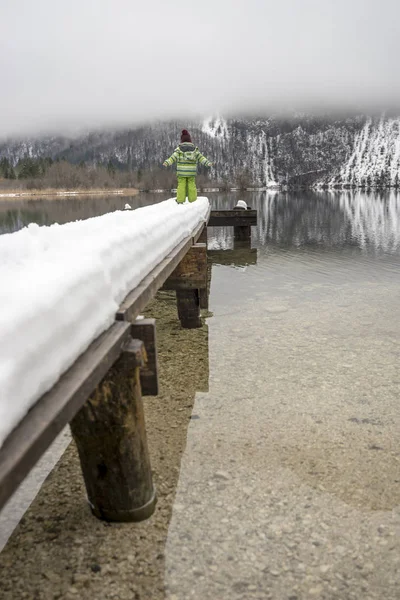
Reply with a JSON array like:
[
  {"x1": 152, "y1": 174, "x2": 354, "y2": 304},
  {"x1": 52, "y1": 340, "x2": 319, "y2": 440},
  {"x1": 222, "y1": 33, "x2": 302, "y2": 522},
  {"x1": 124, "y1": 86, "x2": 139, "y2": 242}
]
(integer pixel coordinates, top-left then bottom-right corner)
[
  {"x1": 0, "y1": 291, "x2": 209, "y2": 600},
  {"x1": 164, "y1": 276, "x2": 400, "y2": 600}
]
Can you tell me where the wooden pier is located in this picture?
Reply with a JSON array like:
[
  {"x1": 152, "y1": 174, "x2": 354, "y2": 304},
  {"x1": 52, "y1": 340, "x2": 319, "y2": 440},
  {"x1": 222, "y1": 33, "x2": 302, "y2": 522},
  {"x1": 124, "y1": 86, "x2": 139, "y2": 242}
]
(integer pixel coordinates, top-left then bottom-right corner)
[
  {"x1": 209, "y1": 209, "x2": 257, "y2": 241},
  {"x1": 0, "y1": 207, "x2": 257, "y2": 523}
]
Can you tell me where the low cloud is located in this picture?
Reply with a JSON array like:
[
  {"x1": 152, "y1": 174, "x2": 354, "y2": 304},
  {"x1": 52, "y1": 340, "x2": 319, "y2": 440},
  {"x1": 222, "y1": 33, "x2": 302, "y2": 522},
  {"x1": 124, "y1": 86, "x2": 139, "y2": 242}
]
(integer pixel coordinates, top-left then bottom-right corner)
[{"x1": 1, "y1": 0, "x2": 399, "y2": 137}]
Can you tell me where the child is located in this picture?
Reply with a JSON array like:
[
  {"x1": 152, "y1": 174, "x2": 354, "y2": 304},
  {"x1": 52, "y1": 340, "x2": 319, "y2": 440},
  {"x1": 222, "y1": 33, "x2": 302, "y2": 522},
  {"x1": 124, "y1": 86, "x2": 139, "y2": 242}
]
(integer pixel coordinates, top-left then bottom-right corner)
[{"x1": 163, "y1": 129, "x2": 212, "y2": 204}]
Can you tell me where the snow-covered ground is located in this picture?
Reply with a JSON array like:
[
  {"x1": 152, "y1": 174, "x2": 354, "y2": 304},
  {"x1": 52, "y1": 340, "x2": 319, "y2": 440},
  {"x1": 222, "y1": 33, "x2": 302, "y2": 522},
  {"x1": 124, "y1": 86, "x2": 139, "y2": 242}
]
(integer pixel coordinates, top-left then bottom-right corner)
[{"x1": 0, "y1": 197, "x2": 209, "y2": 448}]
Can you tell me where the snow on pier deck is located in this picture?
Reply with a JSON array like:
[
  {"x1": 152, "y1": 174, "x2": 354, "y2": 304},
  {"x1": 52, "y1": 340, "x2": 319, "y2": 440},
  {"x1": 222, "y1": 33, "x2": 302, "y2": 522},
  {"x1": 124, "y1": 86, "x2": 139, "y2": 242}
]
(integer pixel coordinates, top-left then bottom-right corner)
[{"x1": 0, "y1": 197, "x2": 210, "y2": 450}]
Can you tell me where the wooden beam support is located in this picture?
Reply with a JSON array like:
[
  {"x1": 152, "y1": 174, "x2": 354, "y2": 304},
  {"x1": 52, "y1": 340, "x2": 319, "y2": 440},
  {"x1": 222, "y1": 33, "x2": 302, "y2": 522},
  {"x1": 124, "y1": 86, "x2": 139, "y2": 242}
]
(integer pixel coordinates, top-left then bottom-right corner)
[
  {"x1": 70, "y1": 338, "x2": 156, "y2": 522},
  {"x1": 163, "y1": 243, "x2": 207, "y2": 291},
  {"x1": 208, "y1": 210, "x2": 257, "y2": 227},
  {"x1": 176, "y1": 289, "x2": 202, "y2": 329},
  {"x1": 234, "y1": 225, "x2": 251, "y2": 241},
  {"x1": 199, "y1": 287, "x2": 208, "y2": 310},
  {"x1": 0, "y1": 321, "x2": 132, "y2": 511},
  {"x1": 196, "y1": 223, "x2": 208, "y2": 245},
  {"x1": 132, "y1": 319, "x2": 158, "y2": 396}
]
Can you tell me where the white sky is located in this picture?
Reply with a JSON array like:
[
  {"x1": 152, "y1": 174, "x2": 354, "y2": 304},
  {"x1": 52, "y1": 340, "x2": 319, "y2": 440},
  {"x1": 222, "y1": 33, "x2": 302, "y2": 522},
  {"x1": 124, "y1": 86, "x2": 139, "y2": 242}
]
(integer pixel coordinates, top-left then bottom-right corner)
[{"x1": 0, "y1": 0, "x2": 399, "y2": 137}]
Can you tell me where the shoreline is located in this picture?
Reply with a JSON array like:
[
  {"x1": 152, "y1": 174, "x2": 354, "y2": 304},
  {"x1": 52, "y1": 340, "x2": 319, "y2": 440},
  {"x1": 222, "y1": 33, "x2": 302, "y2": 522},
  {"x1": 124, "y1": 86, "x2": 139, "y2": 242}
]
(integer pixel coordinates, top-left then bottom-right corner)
[
  {"x1": 0, "y1": 184, "x2": 398, "y2": 202},
  {"x1": 0, "y1": 188, "x2": 139, "y2": 200}
]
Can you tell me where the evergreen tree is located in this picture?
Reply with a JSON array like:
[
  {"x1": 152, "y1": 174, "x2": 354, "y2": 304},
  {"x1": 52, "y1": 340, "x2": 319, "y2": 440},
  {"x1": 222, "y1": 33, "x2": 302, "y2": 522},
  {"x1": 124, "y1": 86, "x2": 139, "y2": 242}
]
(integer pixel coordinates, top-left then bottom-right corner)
[
  {"x1": 107, "y1": 160, "x2": 116, "y2": 177},
  {"x1": 0, "y1": 157, "x2": 10, "y2": 177},
  {"x1": 17, "y1": 157, "x2": 42, "y2": 179}
]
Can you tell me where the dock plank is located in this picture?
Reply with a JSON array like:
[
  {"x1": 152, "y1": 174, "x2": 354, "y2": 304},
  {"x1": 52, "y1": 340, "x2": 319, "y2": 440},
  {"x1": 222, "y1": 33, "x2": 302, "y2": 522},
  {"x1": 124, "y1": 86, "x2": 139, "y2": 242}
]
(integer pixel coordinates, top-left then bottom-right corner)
[{"x1": 208, "y1": 210, "x2": 257, "y2": 227}]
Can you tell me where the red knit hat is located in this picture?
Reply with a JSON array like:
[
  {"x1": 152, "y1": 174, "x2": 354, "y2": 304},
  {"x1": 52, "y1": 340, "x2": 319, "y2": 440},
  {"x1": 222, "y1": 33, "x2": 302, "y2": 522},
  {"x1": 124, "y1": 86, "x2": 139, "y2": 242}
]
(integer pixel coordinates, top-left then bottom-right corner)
[{"x1": 181, "y1": 129, "x2": 192, "y2": 143}]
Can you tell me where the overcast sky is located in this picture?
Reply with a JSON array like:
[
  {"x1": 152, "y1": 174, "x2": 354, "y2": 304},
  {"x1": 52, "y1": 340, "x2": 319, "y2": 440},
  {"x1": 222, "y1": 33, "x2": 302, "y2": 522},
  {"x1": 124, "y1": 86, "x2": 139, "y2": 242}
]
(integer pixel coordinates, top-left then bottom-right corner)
[{"x1": 0, "y1": 0, "x2": 399, "y2": 137}]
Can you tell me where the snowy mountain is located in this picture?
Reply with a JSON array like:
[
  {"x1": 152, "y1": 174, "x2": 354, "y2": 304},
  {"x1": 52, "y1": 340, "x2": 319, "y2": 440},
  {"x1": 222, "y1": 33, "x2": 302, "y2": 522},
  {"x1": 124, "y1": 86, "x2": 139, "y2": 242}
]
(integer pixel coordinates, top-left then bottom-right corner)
[
  {"x1": 331, "y1": 116, "x2": 400, "y2": 187},
  {"x1": 1, "y1": 114, "x2": 400, "y2": 187}
]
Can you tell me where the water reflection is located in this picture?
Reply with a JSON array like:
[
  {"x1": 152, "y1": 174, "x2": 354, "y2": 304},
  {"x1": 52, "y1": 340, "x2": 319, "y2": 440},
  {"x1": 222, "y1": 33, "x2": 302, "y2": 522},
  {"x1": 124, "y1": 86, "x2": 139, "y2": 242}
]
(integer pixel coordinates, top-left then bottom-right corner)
[
  {"x1": 0, "y1": 193, "x2": 163, "y2": 235},
  {"x1": 2, "y1": 191, "x2": 400, "y2": 258},
  {"x1": 208, "y1": 190, "x2": 400, "y2": 255}
]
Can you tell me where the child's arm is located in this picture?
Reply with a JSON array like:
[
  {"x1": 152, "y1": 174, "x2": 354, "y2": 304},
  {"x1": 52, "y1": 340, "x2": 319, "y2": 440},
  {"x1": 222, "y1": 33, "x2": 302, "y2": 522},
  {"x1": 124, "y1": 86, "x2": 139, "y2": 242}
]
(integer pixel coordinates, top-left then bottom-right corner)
[
  {"x1": 163, "y1": 150, "x2": 179, "y2": 167},
  {"x1": 196, "y1": 150, "x2": 213, "y2": 168}
]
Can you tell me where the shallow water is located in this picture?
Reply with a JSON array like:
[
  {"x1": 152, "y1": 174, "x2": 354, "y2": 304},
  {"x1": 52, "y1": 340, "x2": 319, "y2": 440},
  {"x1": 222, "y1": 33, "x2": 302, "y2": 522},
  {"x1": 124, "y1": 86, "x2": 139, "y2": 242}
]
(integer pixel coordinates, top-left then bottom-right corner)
[
  {"x1": 1, "y1": 190, "x2": 400, "y2": 598},
  {"x1": 167, "y1": 190, "x2": 400, "y2": 599}
]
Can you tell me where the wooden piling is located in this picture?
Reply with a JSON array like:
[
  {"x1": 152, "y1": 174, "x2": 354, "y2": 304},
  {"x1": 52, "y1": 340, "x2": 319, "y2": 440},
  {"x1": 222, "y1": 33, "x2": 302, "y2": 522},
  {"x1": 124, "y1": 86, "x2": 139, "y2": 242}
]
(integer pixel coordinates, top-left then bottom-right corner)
[
  {"x1": 163, "y1": 243, "x2": 207, "y2": 291},
  {"x1": 198, "y1": 226, "x2": 210, "y2": 311},
  {"x1": 70, "y1": 338, "x2": 156, "y2": 522},
  {"x1": 197, "y1": 223, "x2": 208, "y2": 245},
  {"x1": 176, "y1": 289, "x2": 202, "y2": 329},
  {"x1": 162, "y1": 242, "x2": 207, "y2": 328},
  {"x1": 234, "y1": 225, "x2": 251, "y2": 241},
  {"x1": 132, "y1": 319, "x2": 159, "y2": 396}
]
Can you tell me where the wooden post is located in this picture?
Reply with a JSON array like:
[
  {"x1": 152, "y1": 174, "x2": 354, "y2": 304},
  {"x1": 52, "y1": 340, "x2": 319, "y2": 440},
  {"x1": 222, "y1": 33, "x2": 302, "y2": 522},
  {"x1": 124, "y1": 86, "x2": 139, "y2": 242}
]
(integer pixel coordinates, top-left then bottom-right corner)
[
  {"x1": 176, "y1": 289, "x2": 202, "y2": 329},
  {"x1": 199, "y1": 288, "x2": 208, "y2": 310},
  {"x1": 132, "y1": 319, "x2": 159, "y2": 396},
  {"x1": 70, "y1": 339, "x2": 156, "y2": 522},
  {"x1": 163, "y1": 242, "x2": 207, "y2": 327},
  {"x1": 163, "y1": 243, "x2": 207, "y2": 290},
  {"x1": 234, "y1": 225, "x2": 251, "y2": 242},
  {"x1": 197, "y1": 223, "x2": 208, "y2": 245}
]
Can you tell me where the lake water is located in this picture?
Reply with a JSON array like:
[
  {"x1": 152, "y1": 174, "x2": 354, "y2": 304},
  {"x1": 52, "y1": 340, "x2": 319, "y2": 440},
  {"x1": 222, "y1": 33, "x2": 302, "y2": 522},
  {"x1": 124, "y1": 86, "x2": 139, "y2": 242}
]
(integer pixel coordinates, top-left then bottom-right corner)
[{"x1": 1, "y1": 190, "x2": 400, "y2": 598}]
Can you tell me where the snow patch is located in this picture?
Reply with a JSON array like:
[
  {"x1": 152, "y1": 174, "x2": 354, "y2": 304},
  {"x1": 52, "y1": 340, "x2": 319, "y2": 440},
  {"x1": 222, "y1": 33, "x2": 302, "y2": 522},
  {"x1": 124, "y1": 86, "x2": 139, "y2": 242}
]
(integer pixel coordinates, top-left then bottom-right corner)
[
  {"x1": 330, "y1": 116, "x2": 400, "y2": 187},
  {"x1": 0, "y1": 197, "x2": 210, "y2": 448},
  {"x1": 202, "y1": 116, "x2": 229, "y2": 140}
]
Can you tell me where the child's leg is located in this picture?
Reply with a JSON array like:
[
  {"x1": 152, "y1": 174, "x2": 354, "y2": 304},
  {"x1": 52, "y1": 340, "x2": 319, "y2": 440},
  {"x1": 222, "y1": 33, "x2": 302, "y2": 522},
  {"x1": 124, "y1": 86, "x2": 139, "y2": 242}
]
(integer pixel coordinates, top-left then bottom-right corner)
[
  {"x1": 187, "y1": 177, "x2": 198, "y2": 203},
  {"x1": 176, "y1": 177, "x2": 186, "y2": 204}
]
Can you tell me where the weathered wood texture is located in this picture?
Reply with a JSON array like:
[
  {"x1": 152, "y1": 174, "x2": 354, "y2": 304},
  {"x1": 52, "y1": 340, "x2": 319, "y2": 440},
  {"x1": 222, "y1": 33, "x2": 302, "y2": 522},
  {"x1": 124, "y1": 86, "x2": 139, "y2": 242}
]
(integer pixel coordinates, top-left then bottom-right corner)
[
  {"x1": 199, "y1": 287, "x2": 208, "y2": 310},
  {"x1": 116, "y1": 213, "x2": 210, "y2": 322},
  {"x1": 192, "y1": 220, "x2": 209, "y2": 245},
  {"x1": 163, "y1": 243, "x2": 207, "y2": 290},
  {"x1": 132, "y1": 319, "x2": 158, "y2": 396},
  {"x1": 0, "y1": 322, "x2": 132, "y2": 511},
  {"x1": 176, "y1": 290, "x2": 201, "y2": 329},
  {"x1": 208, "y1": 210, "x2": 257, "y2": 227},
  {"x1": 197, "y1": 223, "x2": 208, "y2": 245},
  {"x1": 70, "y1": 339, "x2": 156, "y2": 522},
  {"x1": 234, "y1": 225, "x2": 251, "y2": 240}
]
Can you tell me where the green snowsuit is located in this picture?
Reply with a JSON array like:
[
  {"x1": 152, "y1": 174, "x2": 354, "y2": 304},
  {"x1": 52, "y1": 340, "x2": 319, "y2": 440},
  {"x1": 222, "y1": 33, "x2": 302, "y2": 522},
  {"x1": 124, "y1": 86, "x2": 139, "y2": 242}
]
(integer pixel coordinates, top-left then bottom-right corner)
[{"x1": 163, "y1": 142, "x2": 212, "y2": 203}]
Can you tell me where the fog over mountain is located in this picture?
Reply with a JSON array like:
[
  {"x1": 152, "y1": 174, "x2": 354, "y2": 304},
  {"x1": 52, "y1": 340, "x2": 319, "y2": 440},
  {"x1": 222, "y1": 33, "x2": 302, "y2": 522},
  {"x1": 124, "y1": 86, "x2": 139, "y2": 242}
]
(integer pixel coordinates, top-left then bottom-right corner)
[{"x1": 1, "y1": 0, "x2": 400, "y2": 137}]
